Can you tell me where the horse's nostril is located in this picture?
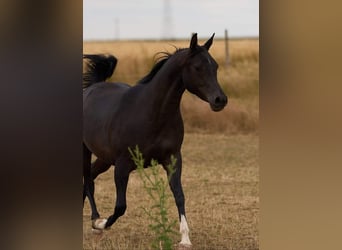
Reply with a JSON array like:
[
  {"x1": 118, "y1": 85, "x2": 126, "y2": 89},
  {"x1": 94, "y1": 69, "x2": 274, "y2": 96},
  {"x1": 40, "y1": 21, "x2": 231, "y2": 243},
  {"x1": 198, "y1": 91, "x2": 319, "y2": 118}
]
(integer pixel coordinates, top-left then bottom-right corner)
[{"x1": 215, "y1": 96, "x2": 227, "y2": 105}]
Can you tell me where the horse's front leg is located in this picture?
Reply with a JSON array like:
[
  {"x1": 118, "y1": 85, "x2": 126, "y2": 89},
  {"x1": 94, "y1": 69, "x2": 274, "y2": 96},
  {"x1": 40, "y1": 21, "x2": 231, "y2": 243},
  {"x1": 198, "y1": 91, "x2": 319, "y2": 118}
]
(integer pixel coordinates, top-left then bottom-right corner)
[{"x1": 163, "y1": 152, "x2": 192, "y2": 246}]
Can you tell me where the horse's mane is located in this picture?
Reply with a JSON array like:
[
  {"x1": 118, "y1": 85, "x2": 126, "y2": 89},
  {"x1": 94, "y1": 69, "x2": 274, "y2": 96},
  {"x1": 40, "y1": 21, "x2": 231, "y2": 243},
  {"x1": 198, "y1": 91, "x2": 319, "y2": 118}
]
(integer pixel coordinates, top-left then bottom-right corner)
[{"x1": 137, "y1": 48, "x2": 185, "y2": 84}]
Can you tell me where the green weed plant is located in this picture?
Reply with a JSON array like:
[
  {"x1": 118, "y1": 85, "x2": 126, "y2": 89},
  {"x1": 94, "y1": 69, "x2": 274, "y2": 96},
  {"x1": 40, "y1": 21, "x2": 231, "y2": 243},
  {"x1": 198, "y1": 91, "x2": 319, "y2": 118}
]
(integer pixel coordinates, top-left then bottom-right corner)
[{"x1": 129, "y1": 146, "x2": 177, "y2": 250}]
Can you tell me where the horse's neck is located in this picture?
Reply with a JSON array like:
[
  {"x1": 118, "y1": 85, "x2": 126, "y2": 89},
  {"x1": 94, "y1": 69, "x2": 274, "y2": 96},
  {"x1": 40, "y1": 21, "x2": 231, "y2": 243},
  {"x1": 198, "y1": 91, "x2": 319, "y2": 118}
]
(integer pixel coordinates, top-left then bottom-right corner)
[{"x1": 144, "y1": 57, "x2": 185, "y2": 114}]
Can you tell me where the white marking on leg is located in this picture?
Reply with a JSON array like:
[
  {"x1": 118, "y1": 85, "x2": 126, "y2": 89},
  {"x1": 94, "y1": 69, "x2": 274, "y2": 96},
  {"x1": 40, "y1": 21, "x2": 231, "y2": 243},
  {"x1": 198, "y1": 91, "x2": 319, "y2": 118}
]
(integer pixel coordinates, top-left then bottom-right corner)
[
  {"x1": 92, "y1": 218, "x2": 107, "y2": 230},
  {"x1": 179, "y1": 214, "x2": 192, "y2": 246}
]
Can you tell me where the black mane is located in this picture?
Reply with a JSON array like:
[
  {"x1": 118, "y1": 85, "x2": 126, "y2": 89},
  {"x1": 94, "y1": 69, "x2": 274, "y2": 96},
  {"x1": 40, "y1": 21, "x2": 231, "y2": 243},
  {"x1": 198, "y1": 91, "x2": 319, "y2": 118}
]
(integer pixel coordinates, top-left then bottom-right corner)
[
  {"x1": 137, "y1": 56, "x2": 169, "y2": 84},
  {"x1": 137, "y1": 48, "x2": 186, "y2": 84}
]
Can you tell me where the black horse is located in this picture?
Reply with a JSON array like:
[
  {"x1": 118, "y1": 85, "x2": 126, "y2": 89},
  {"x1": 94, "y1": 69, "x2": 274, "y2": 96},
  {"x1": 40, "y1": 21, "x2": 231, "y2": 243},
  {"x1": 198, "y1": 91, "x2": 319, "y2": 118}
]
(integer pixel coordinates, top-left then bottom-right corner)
[{"x1": 83, "y1": 33, "x2": 227, "y2": 246}]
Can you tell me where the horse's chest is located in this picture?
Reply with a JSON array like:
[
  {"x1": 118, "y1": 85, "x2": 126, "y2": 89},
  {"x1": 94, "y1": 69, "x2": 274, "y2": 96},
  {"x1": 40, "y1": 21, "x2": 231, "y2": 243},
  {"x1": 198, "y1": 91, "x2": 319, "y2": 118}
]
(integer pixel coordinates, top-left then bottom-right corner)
[{"x1": 146, "y1": 129, "x2": 183, "y2": 158}]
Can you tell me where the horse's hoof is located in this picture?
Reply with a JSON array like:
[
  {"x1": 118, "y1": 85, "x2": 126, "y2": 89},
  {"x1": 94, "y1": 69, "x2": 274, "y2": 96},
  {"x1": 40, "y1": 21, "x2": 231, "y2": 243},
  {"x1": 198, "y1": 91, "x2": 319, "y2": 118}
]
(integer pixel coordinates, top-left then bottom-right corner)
[{"x1": 92, "y1": 218, "x2": 107, "y2": 230}]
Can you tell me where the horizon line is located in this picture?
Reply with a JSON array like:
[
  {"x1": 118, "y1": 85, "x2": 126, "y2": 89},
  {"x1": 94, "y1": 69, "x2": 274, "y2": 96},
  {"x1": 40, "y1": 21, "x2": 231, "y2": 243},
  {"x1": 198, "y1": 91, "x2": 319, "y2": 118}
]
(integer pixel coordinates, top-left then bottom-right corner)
[{"x1": 83, "y1": 35, "x2": 259, "y2": 43}]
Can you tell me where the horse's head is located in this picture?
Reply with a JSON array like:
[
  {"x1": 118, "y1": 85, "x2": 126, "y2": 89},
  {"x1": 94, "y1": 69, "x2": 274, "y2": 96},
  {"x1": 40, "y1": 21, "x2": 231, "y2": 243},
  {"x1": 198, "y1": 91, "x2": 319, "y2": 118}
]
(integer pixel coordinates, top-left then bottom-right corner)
[{"x1": 182, "y1": 33, "x2": 228, "y2": 112}]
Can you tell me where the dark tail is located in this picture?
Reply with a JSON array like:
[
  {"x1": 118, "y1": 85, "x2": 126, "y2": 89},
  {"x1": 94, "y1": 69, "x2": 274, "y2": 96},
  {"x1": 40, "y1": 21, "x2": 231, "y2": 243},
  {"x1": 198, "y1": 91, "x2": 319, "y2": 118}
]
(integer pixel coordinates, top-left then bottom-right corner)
[{"x1": 83, "y1": 54, "x2": 117, "y2": 88}]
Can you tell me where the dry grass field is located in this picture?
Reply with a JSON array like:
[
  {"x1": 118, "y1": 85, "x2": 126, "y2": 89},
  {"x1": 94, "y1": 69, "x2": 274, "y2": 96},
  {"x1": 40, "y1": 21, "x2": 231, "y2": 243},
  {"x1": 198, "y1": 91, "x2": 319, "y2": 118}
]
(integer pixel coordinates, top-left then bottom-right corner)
[
  {"x1": 83, "y1": 38, "x2": 259, "y2": 134},
  {"x1": 83, "y1": 38, "x2": 259, "y2": 249}
]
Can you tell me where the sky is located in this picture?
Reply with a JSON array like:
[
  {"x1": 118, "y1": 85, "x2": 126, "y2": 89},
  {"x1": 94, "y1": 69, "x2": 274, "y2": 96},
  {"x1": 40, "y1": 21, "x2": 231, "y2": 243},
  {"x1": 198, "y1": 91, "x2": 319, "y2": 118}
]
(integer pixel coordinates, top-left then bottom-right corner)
[{"x1": 83, "y1": 0, "x2": 259, "y2": 40}]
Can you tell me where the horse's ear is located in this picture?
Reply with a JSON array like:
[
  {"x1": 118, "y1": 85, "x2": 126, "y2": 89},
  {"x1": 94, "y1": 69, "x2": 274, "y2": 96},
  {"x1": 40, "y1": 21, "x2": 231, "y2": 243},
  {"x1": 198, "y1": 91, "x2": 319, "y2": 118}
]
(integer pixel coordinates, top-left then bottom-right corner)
[
  {"x1": 190, "y1": 33, "x2": 198, "y2": 51},
  {"x1": 203, "y1": 33, "x2": 215, "y2": 50}
]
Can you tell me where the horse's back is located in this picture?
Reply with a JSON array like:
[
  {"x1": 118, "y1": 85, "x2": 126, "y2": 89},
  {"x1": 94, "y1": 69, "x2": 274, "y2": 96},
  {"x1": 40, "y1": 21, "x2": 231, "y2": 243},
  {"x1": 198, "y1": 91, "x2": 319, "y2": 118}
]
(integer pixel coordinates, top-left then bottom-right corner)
[
  {"x1": 84, "y1": 81, "x2": 129, "y2": 98},
  {"x1": 84, "y1": 82, "x2": 130, "y2": 110}
]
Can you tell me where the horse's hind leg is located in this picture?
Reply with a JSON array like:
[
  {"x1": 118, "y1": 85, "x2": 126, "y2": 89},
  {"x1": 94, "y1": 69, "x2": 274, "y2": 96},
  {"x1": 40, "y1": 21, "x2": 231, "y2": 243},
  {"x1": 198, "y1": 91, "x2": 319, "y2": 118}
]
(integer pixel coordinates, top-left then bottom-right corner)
[
  {"x1": 83, "y1": 144, "x2": 102, "y2": 223},
  {"x1": 105, "y1": 160, "x2": 131, "y2": 228},
  {"x1": 88, "y1": 159, "x2": 111, "y2": 207},
  {"x1": 91, "y1": 158, "x2": 111, "y2": 180},
  {"x1": 83, "y1": 159, "x2": 110, "y2": 205},
  {"x1": 163, "y1": 152, "x2": 192, "y2": 246},
  {"x1": 87, "y1": 159, "x2": 112, "y2": 231}
]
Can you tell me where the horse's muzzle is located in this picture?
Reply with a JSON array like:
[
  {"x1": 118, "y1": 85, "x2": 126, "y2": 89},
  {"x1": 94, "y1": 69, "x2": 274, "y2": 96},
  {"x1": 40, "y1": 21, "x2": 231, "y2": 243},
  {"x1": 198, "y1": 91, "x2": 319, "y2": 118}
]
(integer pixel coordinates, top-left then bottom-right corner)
[{"x1": 210, "y1": 95, "x2": 228, "y2": 112}]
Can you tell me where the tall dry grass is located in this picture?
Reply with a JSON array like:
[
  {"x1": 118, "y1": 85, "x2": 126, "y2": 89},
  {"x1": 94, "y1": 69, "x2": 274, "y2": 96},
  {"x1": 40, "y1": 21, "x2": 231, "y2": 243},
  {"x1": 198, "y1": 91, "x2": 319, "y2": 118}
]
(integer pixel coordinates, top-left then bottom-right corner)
[{"x1": 83, "y1": 39, "x2": 259, "y2": 134}]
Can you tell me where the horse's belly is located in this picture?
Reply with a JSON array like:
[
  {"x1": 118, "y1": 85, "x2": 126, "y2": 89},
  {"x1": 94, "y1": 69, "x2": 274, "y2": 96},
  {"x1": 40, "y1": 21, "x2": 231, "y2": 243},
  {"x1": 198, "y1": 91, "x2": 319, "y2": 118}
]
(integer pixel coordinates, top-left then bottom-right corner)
[
  {"x1": 84, "y1": 136, "x2": 115, "y2": 163},
  {"x1": 142, "y1": 133, "x2": 183, "y2": 163},
  {"x1": 83, "y1": 117, "x2": 117, "y2": 163}
]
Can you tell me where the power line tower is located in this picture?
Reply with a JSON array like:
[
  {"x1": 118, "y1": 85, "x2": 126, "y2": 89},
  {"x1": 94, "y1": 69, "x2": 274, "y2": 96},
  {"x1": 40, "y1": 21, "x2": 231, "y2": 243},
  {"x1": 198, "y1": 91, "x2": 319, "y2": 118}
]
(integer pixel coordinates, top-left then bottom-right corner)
[
  {"x1": 162, "y1": 0, "x2": 174, "y2": 40},
  {"x1": 114, "y1": 18, "x2": 120, "y2": 40}
]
